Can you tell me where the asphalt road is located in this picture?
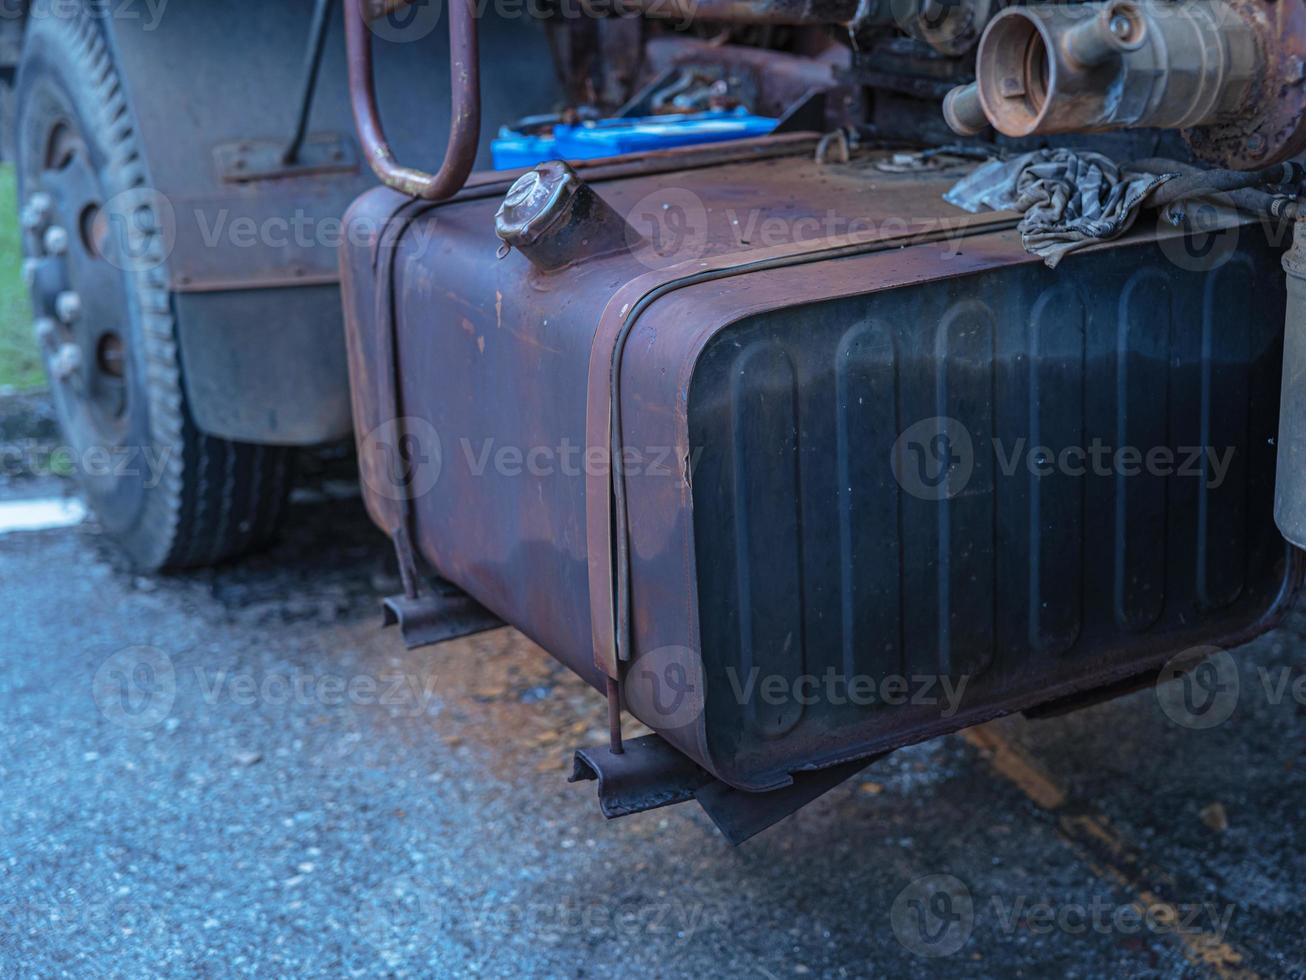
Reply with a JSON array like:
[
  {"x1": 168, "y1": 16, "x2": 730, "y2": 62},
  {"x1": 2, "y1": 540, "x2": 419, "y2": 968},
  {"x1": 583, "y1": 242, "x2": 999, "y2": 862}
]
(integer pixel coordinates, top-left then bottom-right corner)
[{"x1": 2, "y1": 436, "x2": 1305, "y2": 977}]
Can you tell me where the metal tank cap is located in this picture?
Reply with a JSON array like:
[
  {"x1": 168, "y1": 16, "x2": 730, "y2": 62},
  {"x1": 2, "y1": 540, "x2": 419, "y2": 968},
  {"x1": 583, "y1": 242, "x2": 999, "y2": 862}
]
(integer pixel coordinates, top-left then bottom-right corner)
[{"x1": 495, "y1": 160, "x2": 638, "y2": 272}]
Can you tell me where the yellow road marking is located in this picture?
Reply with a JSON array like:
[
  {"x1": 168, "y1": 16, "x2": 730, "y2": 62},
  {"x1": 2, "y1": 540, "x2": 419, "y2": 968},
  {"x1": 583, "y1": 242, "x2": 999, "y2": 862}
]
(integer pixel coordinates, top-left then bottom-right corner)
[{"x1": 960, "y1": 722, "x2": 1258, "y2": 980}]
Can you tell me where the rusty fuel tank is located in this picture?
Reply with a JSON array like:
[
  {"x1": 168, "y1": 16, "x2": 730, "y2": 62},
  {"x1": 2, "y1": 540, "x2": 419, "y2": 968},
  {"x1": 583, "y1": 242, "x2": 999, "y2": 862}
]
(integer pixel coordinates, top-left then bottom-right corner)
[{"x1": 340, "y1": 137, "x2": 1297, "y2": 820}]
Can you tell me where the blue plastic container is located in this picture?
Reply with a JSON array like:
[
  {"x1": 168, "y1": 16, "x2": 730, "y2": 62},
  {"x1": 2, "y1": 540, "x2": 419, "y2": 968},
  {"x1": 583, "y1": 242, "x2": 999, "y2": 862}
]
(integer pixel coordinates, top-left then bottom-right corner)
[
  {"x1": 490, "y1": 131, "x2": 561, "y2": 171},
  {"x1": 491, "y1": 109, "x2": 778, "y2": 170}
]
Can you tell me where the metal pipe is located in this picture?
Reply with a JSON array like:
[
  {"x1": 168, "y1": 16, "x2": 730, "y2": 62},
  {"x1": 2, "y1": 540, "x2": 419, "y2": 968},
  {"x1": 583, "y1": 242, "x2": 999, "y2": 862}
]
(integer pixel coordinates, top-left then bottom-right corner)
[
  {"x1": 343, "y1": 0, "x2": 481, "y2": 200},
  {"x1": 949, "y1": 0, "x2": 1260, "y2": 140},
  {"x1": 1148, "y1": 161, "x2": 1306, "y2": 209},
  {"x1": 283, "y1": 0, "x2": 339, "y2": 165},
  {"x1": 942, "y1": 82, "x2": 987, "y2": 136},
  {"x1": 589, "y1": 0, "x2": 991, "y2": 54},
  {"x1": 1129, "y1": 157, "x2": 1302, "y2": 221},
  {"x1": 363, "y1": 0, "x2": 414, "y2": 15},
  {"x1": 1278, "y1": 218, "x2": 1306, "y2": 549},
  {"x1": 606, "y1": 676, "x2": 625, "y2": 754},
  {"x1": 584, "y1": 0, "x2": 859, "y2": 25},
  {"x1": 1061, "y1": 3, "x2": 1144, "y2": 67}
]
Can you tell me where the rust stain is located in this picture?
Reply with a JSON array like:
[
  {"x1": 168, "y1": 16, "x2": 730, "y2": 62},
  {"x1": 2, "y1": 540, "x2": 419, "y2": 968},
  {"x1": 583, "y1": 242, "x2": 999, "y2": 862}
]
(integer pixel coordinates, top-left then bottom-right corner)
[{"x1": 440, "y1": 289, "x2": 486, "y2": 318}]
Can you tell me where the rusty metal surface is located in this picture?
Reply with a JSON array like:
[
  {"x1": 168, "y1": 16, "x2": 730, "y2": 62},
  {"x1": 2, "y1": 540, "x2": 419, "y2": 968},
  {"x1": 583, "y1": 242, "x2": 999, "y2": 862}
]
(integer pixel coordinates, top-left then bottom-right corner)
[
  {"x1": 969, "y1": 1, "x2": 1261, "y2": 140},
  {"x1": 341, "y1": 138, "x2": 1296, "y2": 792},
  {"x1": 588, "y1": 0, "x2": 858, "y2": 25},
  {"x1": 342, "y1": 143, "x2": 1004, "y2": 694},
  {"x1": 1185, "y1": 0, "x2": 1306, "y2": 168},
  {"x1": 362, "y1": 0, "x2": 415, "y2": 17},
  {"x1": 639, "y1": 38, "x2": 852, "y2": 132},
  {"x1": 643, "y1": 37, "x2": 840, "y2": 101},
  {"x1": 956, "y1": 0, "x2": 1306, "y2": 168},
  {"x1": 337, "y1": 132, "x2": 827, "y2": 529},
  {"x1": 344, "y1": 0, "x2": 480, "y2": 200},
  {"x1": 213, "y1": 134, "x2": 358, "y2": 184},
  {"x1": 570, "y1": 734, "x2": 714, "y2": 818}
]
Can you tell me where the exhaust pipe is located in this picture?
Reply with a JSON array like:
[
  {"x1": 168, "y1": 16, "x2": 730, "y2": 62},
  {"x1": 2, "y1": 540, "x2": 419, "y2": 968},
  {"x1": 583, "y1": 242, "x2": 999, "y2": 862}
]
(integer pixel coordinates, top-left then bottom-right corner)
[
  {"x1": 947, "y1": 0, "x2": 1260, "y2": 138},
  {"x1": 1277, "y1": 220, "x2": 1306, "y2": 550}
]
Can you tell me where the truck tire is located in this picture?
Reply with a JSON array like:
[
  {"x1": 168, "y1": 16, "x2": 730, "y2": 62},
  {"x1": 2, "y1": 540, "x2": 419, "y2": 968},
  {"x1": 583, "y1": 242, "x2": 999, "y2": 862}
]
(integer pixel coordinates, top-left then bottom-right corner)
[{"x1": 15, "y1": 3, "x2": 293, "y2": 570}]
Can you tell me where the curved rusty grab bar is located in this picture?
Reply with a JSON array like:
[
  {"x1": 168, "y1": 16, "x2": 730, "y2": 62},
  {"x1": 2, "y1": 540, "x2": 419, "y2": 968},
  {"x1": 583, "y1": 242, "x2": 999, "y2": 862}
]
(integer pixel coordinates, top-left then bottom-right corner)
[{"x1": 344, "y1": 0, "x2": 481, "y2": 200}]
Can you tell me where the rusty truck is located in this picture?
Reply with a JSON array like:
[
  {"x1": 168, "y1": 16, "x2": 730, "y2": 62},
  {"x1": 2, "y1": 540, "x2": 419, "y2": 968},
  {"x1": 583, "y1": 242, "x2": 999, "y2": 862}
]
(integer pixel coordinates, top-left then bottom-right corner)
[{"x1": 13, "y1": 0, "x2": 1306, "y2": 840}]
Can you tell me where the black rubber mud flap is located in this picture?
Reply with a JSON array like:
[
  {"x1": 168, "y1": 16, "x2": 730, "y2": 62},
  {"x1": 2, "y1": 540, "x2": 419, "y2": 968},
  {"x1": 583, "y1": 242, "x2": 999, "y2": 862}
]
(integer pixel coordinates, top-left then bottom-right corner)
[
  {"x1": 693, "y1": 756, "x2": 882, "y2": 846},
  {"x1": 571, "y1": 733, "x2": 881, "y2": 845}
]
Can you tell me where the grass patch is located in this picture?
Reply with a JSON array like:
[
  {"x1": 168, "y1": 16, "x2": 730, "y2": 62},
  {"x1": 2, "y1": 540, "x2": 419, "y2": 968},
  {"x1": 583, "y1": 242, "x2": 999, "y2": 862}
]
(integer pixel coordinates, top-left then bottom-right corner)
[{"x1": 0, "y1": 164, "x2": 42, "y2": 393}]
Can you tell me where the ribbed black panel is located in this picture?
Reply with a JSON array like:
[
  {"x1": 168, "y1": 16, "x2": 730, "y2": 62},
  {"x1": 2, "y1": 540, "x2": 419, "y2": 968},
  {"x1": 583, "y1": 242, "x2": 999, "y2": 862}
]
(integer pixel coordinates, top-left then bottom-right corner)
[{"x1": 689, "y1": 239, "x2": 1288, "y2": 778}]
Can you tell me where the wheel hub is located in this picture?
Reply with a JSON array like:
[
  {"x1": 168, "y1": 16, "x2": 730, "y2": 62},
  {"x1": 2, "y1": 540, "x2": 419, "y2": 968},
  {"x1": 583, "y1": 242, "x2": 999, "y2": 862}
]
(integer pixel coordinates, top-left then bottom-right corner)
[{"x1": 25, "y1": 123, "x2": 131, "y2": 431}]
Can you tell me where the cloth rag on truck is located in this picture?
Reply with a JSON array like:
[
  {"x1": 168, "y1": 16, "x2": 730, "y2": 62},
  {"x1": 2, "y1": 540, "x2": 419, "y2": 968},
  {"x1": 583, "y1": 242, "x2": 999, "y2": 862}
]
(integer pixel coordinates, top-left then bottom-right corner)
[{"x1": 946, "y1": 149, "x2": 1174, "y2": 268}]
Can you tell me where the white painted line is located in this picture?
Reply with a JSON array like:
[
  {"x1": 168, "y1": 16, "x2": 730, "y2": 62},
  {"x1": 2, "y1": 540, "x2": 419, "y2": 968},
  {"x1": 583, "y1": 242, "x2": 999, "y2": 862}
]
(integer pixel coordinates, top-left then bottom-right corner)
[{"x1": 0, "y1": 497, "x2": 87, "y2": 534}]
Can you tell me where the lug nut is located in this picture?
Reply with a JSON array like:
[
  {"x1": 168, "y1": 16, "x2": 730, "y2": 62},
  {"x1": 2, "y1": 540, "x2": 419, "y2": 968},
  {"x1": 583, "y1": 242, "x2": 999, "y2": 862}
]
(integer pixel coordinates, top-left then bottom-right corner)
[
  {"x1": 43, "y1": 225, "x2": 69, "y2": 256},
  {"x1": 32, "y1": 317, "x2": 57, "y2": 349},
  {"x1": 51, "y1": 342, "x2": 82, "y2": 382},
  {"x1": 55, "y1": 291, "x2": 82, "y2": 324},
  {"x1": 21, "y1": 192, "x2": 52, "y2": 231},
  {"x1": 22, "y1": 258, "x2": 39, "y2": 287}
]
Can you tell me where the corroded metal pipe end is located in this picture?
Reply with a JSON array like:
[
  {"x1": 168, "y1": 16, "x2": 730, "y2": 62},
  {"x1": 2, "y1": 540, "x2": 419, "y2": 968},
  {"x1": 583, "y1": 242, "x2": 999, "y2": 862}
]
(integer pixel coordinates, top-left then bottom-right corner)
[
  {"x1": 975, "y1": 7, "x2": 1058, "y2": 137},
  {"x1": 973, "y1": 0, "x2": 1260, "y2": 139},
  {"x1": 943, "y1": 82, "x2": 989, "y2": 136}
]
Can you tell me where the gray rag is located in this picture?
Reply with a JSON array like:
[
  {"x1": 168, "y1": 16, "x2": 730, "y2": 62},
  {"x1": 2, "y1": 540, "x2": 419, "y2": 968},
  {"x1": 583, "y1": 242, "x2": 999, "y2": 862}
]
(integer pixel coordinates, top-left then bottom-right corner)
[{"x1": 945, "y1": 149, "x2": 1174, "y2": 268}]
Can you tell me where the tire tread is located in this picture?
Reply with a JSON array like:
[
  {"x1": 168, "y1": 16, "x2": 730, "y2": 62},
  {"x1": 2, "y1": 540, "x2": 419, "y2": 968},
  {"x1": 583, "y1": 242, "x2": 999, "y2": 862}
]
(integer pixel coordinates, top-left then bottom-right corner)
[{"x1": 22, "y1": 1, "x2": 293, "y2": 570}]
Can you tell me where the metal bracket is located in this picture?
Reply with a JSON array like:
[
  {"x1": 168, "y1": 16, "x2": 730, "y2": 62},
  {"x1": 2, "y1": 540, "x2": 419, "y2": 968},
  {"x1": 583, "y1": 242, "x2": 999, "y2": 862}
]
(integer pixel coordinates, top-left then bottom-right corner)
[
  {"x1": 570, "y1": 733, "x2": 882, "y2": 845},
  {"x1": 382, "y1": 578, "x2": 504, "y2": 649},
  {"x1": 214, "y1": 133, "x2": 359, "y2": 183},
  {"x1": 283, "y1": 0, "x2": 340, "y2": 166},
  {"x1": 571, "y1": 734, "x2": 715, "y2": 818}
]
